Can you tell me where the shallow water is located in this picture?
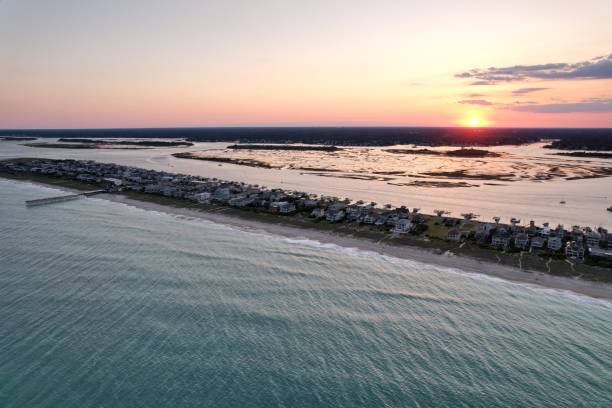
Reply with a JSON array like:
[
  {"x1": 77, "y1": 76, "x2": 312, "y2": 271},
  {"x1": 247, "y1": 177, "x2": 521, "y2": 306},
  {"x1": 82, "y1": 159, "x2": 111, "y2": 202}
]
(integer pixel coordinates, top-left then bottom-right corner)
[
  {"x1": 1, "y1": 179, "x2": 611, "y2": 407},
  {"x1": 2, "y1": 139, "x2": 612, "y2": 227}
]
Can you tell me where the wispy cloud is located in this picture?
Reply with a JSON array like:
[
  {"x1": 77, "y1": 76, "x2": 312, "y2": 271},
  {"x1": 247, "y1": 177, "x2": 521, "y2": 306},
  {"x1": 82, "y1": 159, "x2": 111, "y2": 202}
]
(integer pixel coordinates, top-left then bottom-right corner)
[
  {"x1": 512, "y1": 100, "x2": 538, "y2": 105},
  {"x1": 470, "y1": 80, "x2": 496, "y2": 86},
  {"x1": 510, "y1": 98, "x2": 612, "y2": 113},
  {"x1": 458, "y1": 99, "x2": 493, "y2": 106},
  {"x1": 512, "y1": 87, "x2": 549, "y2": 95},
  {"x1": 456, "y1": 54, "x2": 612, "y2": 84}
]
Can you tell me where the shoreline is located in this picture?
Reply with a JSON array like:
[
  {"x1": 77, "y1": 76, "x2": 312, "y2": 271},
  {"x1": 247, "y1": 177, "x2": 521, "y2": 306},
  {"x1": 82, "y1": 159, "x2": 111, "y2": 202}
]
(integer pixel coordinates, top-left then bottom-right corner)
[{"x1": 5, "y1": 176, "x2": 612, "y2": 302}]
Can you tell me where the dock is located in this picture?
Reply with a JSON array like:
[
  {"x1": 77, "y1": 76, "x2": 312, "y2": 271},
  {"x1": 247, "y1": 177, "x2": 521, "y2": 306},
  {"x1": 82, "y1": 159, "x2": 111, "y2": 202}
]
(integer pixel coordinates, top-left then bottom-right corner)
[{"x1": 25, "y1": 190, "x2": 107, "y2": 207}]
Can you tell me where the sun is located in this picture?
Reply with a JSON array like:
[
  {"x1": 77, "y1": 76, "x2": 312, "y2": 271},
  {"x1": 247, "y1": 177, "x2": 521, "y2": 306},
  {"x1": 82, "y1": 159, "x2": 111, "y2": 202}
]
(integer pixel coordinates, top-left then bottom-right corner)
[
  {"x1": 460, "y1": 113, "x2": 489, "y2": 127},
  {"x1": 468, "y1": 116, "x2": 481, "y2": 127}
]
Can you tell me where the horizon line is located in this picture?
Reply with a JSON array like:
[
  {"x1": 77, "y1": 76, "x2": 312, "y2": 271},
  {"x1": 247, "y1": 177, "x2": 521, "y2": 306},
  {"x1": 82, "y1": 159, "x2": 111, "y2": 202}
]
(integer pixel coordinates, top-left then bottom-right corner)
[{"x1": 2, "y1": 125, "x2": 612, "y2": 132}]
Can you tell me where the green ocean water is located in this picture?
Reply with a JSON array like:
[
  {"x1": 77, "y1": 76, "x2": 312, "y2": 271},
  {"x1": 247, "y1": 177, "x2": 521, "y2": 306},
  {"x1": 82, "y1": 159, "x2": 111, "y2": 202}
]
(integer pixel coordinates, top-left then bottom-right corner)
[{"x1": 1, "y1": 179, "x2": 611, "y2": 407}]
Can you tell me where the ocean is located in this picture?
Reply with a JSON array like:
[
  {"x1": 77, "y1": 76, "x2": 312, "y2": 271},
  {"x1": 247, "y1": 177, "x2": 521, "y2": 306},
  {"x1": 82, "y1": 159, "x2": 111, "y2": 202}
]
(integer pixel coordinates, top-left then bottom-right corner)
[{"x1": 1, "y1": 179, "x2": 611, "y2": 407}]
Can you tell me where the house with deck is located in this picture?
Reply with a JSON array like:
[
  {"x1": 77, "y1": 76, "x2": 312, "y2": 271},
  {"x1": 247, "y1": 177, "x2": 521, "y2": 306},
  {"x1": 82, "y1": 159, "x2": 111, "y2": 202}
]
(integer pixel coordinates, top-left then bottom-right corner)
[
  {"x1": 584, "y1": 228, "x2": 601, "y2": 248},
  {"x1": 326, "y1": 209, "x2": 345, "y2": 222},
  {"x1": 393, "y1": 219, "x2": 413, "y2": 234},
  {"x1": 270, "y1": 201, "x2": 296, "y2": 214},
  {"x1": 491, "y1": 228, "x2": 511, "y2": 248},
  {"x1": 447, "y1": 229, "x2": 462, "y2": 241},
  {"x1": 310, "y1": 208, "x2": 325, "y2": 219},
  {"x1": 565, "y1": 241, "x2": 585, "y2": 261},
  {"x1": 547, "y1": 236, "x2": 563, "y2": 251},
  {"x1": 514, "y1": 232, "x2": 530, "y2": 250},
  {"x1": 530, "y1": 236, "x2": 546, "y2": 249}
]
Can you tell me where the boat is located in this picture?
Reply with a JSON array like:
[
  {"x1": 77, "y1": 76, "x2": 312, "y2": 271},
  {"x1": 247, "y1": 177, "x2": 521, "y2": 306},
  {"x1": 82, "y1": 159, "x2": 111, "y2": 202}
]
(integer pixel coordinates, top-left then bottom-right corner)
[
  {"x1": 560, "y1": 200, "x2": 566, "y2": 204},
  {"x1": 608, "y1": 206, "x2": 612, "y2": 212}
]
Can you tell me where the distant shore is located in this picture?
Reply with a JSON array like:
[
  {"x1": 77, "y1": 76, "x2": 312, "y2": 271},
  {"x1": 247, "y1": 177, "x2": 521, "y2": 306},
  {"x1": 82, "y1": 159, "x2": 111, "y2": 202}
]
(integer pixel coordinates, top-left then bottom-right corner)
[
  {"x1": 4, "y1": 174, "x2": 612, "y2": 302},
  {"x1": 24, "y1": 139, "x2": 193, "y2": 149}
]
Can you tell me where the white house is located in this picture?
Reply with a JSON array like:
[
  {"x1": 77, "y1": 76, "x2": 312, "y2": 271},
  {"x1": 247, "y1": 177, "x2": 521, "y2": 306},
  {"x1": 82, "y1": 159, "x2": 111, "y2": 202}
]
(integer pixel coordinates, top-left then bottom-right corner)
[
  {"x1": 547, "y1": 236, "x2": 563, "y2": 251},
  {"x1": 362, "y1": 214, "x2": 376, "y2": 224},
  {"x1": 491, "y1": 229, "x2": 511, "y2": 247},
  {"x1": 393, "y1": 219, "x2": 413, "y2": 234},
  {"x1": 193, "y1": 192, "x2": 211, "y2": 203},
  {"x1": 565, "y1": 241, "x2": 585, "y2": 261},
  {"x1": 326, "y1": 210, "x2": 345, "y2": 223},
  {"x1": 447, "y1": 229, "x2": 462, "y2": 241},
  {"x1": 584, "y1": 229, "x2": 601, "y2": 248},
  {"x1": 514, "y1": 233, "x2": 530, "y2": 250},
  {"x1": 530, "y1": 236, "x2": 546, "y2": 249},
  {"x1": 310, "y1": 208, "x2": 325, "y2": 219},
  {"x1": 270, "y1": 201, "x2": 296, "y2": 214}
]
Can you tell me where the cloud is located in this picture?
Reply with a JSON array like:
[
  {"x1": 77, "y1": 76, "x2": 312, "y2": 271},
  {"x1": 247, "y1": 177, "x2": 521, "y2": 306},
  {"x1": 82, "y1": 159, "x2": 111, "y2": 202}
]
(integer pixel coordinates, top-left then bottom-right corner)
[
  {"x1": 512, "y1": 100, "x2": 538, "y2": 105},
  {"x1": 465, "y1": 93, "x2": 485, "y2": 97},
  {"x1": 456, "y1": 53, "x2": 612, "y2": 83},
  {"x1": 510, "y1": 98, "x2": 612, "y2": 113},
  {"x1": 470, "y1": 80, "x2": 496, "y2": 86},
  {"x1": 458, "y1": 99, "x2": 493, "y2": 106},
  {"x1": 512, "y1": 87, "x2": 549, "y2": 95}
]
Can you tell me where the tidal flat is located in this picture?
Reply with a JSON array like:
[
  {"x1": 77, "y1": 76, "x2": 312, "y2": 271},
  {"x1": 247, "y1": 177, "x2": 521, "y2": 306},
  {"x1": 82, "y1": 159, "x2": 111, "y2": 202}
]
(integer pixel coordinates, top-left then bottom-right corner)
[{"x1": 174, "y1": 142, "x2": 612, "y2": 185}]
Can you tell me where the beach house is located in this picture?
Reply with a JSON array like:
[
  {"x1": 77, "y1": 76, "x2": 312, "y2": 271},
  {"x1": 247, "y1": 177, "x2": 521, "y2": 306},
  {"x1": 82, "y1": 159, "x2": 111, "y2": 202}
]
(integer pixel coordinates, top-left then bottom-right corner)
[
  {"x1": 547, "y1": 236, "x2": 563, "y2": 251},
  {"x1": 565, "y1": 241, "x2": 585, "y2": 261},
  {"x1": 584, "y1": 228, "x2": 601, "y2": 248},
  {"x1": 270, "y1": 201, "x2": 296, "y2": 214},
  {"x1": 491, "y1": 228, "x2": 511, "y2": 248},
  {"x1": 362, "y1": 213, "x2": 377, "y2": 225},
  {"x1": 310, "y1": 208, "x2": 325, "y2": 219},
  {"x1": 393, "y1": 219, "x2": 413, "y2": 234},
  {"x1": 530, "y1": 236, "x2": 546, "y2": 249},
  {"x1": 514, "y1": 232, "x2": 530, "y2": 250},
  {"x1": 447, "y1": 229, "x2": 462, "y2": 241},
  {"x1": 326, "y1": 210, "x2": 345, "y2": 223}
]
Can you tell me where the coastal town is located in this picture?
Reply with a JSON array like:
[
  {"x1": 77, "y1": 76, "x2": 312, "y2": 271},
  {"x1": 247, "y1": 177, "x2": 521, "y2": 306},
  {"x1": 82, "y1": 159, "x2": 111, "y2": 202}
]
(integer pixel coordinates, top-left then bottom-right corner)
[{"x1": 2, "y1": 158, "x2": 612, "y2": 272}]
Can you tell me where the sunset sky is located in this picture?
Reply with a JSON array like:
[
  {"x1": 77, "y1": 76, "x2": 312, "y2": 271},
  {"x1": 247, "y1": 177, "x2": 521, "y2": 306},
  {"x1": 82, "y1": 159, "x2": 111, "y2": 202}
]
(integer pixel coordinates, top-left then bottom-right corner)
[{"x1": 1, "y1": 0, "x2": 611, "y2": 128}]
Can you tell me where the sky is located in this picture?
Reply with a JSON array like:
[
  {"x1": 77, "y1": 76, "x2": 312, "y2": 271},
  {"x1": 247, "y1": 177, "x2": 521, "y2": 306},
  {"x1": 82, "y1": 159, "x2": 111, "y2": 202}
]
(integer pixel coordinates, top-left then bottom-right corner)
[{"x1": 0, "y1": 0, "x2": 611, "y2": 128}]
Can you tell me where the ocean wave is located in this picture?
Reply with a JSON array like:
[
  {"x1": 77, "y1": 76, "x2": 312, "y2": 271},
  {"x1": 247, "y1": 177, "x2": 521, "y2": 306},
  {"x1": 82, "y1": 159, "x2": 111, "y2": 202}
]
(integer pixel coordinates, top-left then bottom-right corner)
[
  {"x1": 277, "y1": 237, "x2": 612, "y2": 308},
  {"x1": 101, "y1": 195, "x2": 612, "y2": 308}
]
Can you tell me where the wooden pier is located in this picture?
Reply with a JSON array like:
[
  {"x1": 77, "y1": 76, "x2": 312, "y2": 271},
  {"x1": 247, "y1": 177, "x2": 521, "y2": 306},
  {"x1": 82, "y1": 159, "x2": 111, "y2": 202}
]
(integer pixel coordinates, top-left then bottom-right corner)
[{"x1": 25, "y1": 190, "x2": 107, "y2": 207}]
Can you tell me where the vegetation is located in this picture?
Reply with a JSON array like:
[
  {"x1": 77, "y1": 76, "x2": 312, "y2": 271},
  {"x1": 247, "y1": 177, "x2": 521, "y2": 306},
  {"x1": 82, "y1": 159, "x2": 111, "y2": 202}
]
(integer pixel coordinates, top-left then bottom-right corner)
[
  {"x1": 420, "y1": 170, "x2": 515, "y2": 181},
  {"x1": 553, "y1": 151, "x2": 612, "y2": 158},
  {"x1": 2, "y1": 127, "x2": 609, "y2": 147},
  {"x1": 172, "y1": 153, "x2": 275, "y2": 168},
  {"x1": 57, "y1": 138, "x2": 193, "y2": 147},
  {"x1": 385, "y1": 148, "x2": 501, "y2": 158},
  {"x1": 228, "y1": 144, "x2": 340, "y2": 151},
  {"x1": 585, "y1": 256, "x2": 612, "y2": 268},
  {"x1": 544, "y1": 133, "x2": 612, "y2": 151},
  {"x1": 0, "y1": 136, "x2": 37, "y2": 141},
  {"x1": 410, "y1": 223, "x2": 429, "y2": 235},
  {"x1": 24, "y1": 143, "x2": 97, "y2": 149}
]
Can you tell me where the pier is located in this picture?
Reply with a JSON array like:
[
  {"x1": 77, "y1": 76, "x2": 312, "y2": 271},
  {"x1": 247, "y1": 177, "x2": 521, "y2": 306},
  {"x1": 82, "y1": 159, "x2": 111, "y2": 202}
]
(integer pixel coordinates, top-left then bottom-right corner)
[{"x1": 25, "y1": 190, "x2": 106, "y2": 207}]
